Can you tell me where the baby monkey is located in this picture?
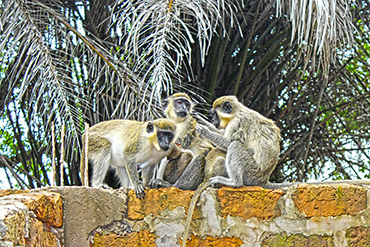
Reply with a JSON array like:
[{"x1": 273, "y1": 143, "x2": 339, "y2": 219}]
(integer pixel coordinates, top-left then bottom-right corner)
[{"x1": 80, "y1": 119, "x2": 177, "y2": 199}]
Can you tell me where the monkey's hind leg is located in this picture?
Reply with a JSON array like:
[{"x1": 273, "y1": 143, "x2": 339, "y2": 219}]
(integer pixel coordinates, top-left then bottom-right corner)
[
  {"x1": 172, "y1": 154, "x2": 205, "y2": 190},
  {"x1": 149, "y1": 154, "x2": 205, "y2": 190},
  {"x1": 90, "y1": 149, "x2": 112, "y2": 188},
  {"x1": 209, "y1": 141, "x2": 254, "y2": 188}
]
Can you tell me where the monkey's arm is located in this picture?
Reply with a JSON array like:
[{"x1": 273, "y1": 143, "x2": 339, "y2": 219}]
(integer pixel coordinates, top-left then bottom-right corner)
[
  {"x1": 125, "y1": 162, "x2": 146, "y2": 199},
  {"x1": 196, "y1": 124, "x2": 230, "y2": 151}
]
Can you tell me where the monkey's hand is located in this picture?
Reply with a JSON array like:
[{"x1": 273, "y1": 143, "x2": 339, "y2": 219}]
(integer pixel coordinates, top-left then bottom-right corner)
[
  {"x1": 134, "y1": 182, "x2": 146, "y2": 200},
  {"x1": 191, "y1": 112, "x2": 208, "y2": 125},
  {"x1": 195, "y1": 124, "x2": 210, "y2": 136}
]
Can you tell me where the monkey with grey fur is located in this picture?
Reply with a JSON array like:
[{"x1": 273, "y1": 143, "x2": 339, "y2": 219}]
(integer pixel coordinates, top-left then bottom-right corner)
[
  {"x1": 80, "y1": 119, "x2": 177, "y2": 199},
  {"x1": 149, "y1": 93, "x2": 214, "y2": 190},
  {"x1": 181, "y1": 95, "x2": 281, "y2": 246}
]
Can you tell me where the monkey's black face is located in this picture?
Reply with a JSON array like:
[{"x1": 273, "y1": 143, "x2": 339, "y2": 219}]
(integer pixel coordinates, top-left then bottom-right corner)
[
  {"x1": 210, "y1": 109, "x2": 221, "y2": 129},
  {"x1": 174, "y1": 98, "x2": 191, "y2": 118},
  {"x1": 222, "y1": 101, "x2": 233, "y2": 114},
  {"x1": 157, "y1": 130, "x2": 175, "y2": 151}
]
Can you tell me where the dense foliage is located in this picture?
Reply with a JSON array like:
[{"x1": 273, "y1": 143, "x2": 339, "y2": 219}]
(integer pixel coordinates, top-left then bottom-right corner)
[{"x1": 0, "y1": 0, "x2": 369, "y2": 188}]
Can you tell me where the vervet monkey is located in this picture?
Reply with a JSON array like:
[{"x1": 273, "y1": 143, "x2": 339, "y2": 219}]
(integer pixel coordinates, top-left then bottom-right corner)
[
  {"x1": 196, "y1": 95, "x2": 281, "y2": 187},
  {"x1": 80, "y1": 119, "x2": 177, "y2": 199},
  {"x1": 150, "y1": 93, "x2": 214, "y2": 190},
  {"x1": 181, "y1": 95, "x2": 280, "y2": 246}
]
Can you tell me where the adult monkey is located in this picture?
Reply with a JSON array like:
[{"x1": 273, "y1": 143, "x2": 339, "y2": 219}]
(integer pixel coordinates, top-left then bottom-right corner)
[
  {"x1": 80, "y1": 119, "x2": 178, "y2": 199},
  {"x1": 181, "y1": 95, "x2": 280, "y2": 246},
  {"x1": 150, "y1": 93, "x2": 217, "y2": 190}
]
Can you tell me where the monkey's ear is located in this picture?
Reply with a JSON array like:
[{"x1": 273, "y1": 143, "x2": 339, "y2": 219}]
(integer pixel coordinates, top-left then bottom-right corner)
[
  {"x1": 222, "y1": 102, "x2": 233, "y2": 114},
  {"x1": 162, "y1": 99, "x2": 169, "y2": 109},
  {"x1": 147, "y1": 122, "x2": 154, "y2": 133}
]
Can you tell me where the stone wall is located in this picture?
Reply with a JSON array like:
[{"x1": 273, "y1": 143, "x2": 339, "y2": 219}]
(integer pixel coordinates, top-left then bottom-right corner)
[{"x1": 1, "y1": 183, "x2": 370, "y2": 246}]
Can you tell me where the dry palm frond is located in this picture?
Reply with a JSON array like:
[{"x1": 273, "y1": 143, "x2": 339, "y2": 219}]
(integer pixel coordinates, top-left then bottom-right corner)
[
  {"x1": 111, "y1": 0, "x2": 240, "y2": 101},
  {"x1": 0, "y1": 0, "x2": 156, "y2": 164},
  {"x1": 276, "y1": 0, "x2": 354, "y2": 72}
]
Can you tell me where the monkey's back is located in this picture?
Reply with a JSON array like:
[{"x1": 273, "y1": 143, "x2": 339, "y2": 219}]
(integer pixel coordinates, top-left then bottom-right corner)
[
  {"x1": 87, "y1": 120, "x2": 144, "y2": 155},
  {"x1": 226, "y1": 108, "x2": 280, "y2": 171}
]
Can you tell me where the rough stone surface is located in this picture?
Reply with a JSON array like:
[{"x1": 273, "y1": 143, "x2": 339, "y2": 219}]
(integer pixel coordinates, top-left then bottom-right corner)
[
  {"x1": 34, "y1": 186, "x2": 128, "y2": 247},
  {"x1": 217, "y1": 186, "x2": 284, "y2": 220},
  {"x1": 180, "y1": 234, "x2": 244, "y2": 247},
  {"x1": 13, "y1": 192, "x2": 63, "y2": 228},
  {"x1": 346, "y1": 226, "x2": 370, "y2": 246},
  {"x1": 0, "y1": 191, "x2": 62, "y2": 247},
  {"x1": 91, "y1": 229, "x2": 157, "y2": 247},
  {"x1": 2, "y1": 182, "x2": 370, "y2": 247},
  {"x1": 0, "y1": 189, "x2": 29, "y2": 197},
  {"x1": 128, "y1": 187, "x2": 201, "y2": 220},
  {"x1": 292, "y1": 184, "x2": 367, "y2": 217},
  {"x1": 261, "y1": 233, "x2": 334, "y2": 247}
]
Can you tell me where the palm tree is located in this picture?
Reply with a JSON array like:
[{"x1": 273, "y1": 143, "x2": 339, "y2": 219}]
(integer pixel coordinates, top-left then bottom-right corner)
[{"x1": 0, "y1": 0, "x2": 369, "y2": 188}]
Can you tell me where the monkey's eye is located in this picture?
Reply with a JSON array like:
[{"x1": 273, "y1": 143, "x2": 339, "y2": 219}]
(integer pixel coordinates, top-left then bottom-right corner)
[
  {"x1": 184, "y1": 101, "x2": 190, "y2": 108},
  {"x1": 175, "y1": 99, "x2": 183, "y2": 105},
  {"x1": 147, "y1": 122, "x2": 154, "y2": 133},
  {"x1": 223, "y1": 102, "x2": 233, "y2": 114}
]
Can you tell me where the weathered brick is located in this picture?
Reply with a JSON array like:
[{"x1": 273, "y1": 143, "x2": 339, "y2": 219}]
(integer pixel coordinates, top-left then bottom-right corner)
[
  {"x1": 91, "y1": 229, "x2": 157, "y2": 247},
  {"x1": 346, "y1": 226, "x2": 370, "y2": 246},
  {"x1": 180, "y1": 234, "x2": 243, "y2": 247},
  {"x1": 0, "y1": 200, "x2": 61, "y2": 247},
  {"x1": 25, "y1": 218, "x2": 60, "y2": 247},
  {"x1": 292, "y1": 184, "x2": 366, "y2": 217},
  {"x1": 0, "y1": 189, "x2": 29, "y2": 197},
  {"x1": 261, "y1": 233, "x2": 334, "y2": 247},
  {"x1": 128, "y1": 187, "x2": 201, "y2": 220},
  {"x1": 18, "y1": 192, "x2": 63, "y2": 228},
  {"x1": 217, "y1": 186, "x2": 284, "y2": 220}
]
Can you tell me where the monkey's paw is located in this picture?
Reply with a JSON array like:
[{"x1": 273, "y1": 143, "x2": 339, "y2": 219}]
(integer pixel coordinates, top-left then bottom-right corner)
[
  {"x1": 149, "y1": 179, "x2": 171, "y2": 189},
  {"x1": 191, "y1": 112, "x2": 206, "y2": 124},
  {"x1": 195, "y1": 124, "x2": 209, "y2": 135},
  {"x1": 149, "y1": 179, "x2": 163, "y2": 189},
  {"x1": 209, "y1": 176, "x2": 224, "y2": 187},
  {"x1": 134, "y1": 183, "x2": 146, "y2": 200}
]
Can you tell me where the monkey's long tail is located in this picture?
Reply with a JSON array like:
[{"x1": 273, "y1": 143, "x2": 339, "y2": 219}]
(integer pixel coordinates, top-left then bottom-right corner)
[
  {"x1": 80, "y1": 144, "x2": 86, "y2": 186},
  {"x1": 181, "y1": 180, "x2": 211, "y2": 247}
]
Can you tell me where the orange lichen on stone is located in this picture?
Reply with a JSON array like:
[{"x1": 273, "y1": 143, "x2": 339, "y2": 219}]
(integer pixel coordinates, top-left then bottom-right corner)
[
  {"x1": 345, "y1": 226, "x2": 370, "y2": 246},
  {"x1": 128, "y1": 187, "x2": 201, "y2": 220},
  {"x1": 91, "y1": 229, "x2": 157, "y2": 247},
  {"x1": 25, "y1": 217, "x2": 60, "y2": 247},
  {"x1": 19, "y1": 192, "x2": 63, "y2": 228},
  {"x1": 292, "y1": 184, "x2": 366, "y2": 217},
  {"x1": 180, "y1": 234, "x2": 244, "y2": 247},
  {"x1": 217, "y1": 186, "x2": 284, "y2": 220},
  {"x1": 0, "y1": 189, "x2": 29, "y2": 197}
]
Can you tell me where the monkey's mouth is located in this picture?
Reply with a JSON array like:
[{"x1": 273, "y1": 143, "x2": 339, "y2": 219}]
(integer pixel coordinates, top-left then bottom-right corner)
[
  {"x1": 160, "y1": 146, "x2": 170, "y2": 151},
  {"x1": 176, "y1": 111, "x2": 187, "y2": 118}
]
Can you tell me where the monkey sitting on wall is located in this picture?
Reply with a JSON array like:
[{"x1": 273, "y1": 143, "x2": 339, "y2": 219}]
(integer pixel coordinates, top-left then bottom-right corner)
[
  {"x1": 149, "y1": 93, "x2": 215, "y2": 190},
  {"x1": 181, "y1": 95, "x2": 281, "y2": 247},
  {"x1": 196, "y1": 95, "x2": 281, "y2": 187},
  {"x1": 80, "y1": 119, "x2": 178, "y2": 199}
]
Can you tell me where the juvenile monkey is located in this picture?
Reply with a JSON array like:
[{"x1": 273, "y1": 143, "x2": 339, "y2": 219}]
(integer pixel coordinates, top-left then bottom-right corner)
[
  {"x1": 80, "y1": 119, "x2": 177, "y2": 199},
  {"x1": 150, "y1": 93, "x2": 214, "y2": 190}
]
